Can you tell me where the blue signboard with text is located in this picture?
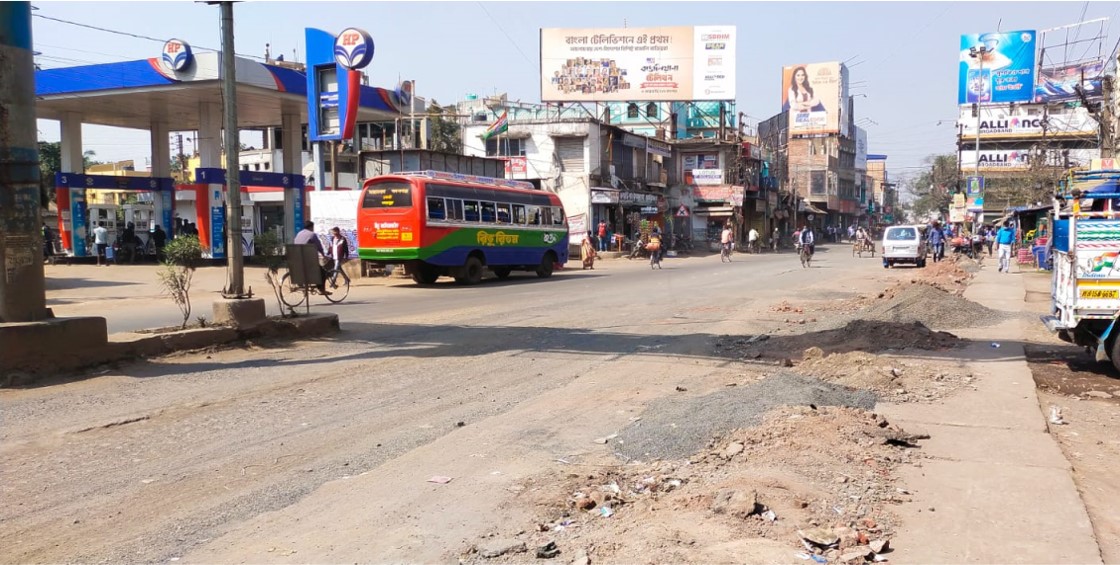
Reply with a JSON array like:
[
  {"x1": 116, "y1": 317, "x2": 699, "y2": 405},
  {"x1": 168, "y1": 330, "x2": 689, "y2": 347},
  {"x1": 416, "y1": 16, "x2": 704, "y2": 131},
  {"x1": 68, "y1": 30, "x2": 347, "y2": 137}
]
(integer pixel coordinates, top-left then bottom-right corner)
[{"x1": 958, "y1": 30, "x2": 1036, "y2": 104}]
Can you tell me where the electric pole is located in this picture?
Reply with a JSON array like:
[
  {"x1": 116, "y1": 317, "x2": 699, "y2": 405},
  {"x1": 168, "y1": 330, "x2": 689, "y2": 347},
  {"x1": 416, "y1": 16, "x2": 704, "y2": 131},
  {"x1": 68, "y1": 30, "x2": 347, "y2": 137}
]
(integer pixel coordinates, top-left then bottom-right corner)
[
  {"x1": 215, "y1": 1, "x2": 245, "y2": 297},
  {"x1": 0, "y1": 1, "x2": 49, "y2": 322}
]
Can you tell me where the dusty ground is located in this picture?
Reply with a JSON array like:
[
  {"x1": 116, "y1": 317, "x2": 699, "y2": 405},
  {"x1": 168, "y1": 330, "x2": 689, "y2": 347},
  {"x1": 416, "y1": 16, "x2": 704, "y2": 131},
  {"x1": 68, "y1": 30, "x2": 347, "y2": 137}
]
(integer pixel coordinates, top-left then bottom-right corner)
[{"x1": 1020, "y1": 272, "x2": 1120, "y2": 564}]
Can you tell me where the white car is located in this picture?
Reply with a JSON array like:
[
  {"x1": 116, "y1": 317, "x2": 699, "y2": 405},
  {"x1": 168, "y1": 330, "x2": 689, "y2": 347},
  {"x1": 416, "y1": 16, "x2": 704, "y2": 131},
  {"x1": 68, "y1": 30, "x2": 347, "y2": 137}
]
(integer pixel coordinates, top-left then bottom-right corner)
[{"x1": 881, "y1": 225, "x2": 928, "y2": 268}]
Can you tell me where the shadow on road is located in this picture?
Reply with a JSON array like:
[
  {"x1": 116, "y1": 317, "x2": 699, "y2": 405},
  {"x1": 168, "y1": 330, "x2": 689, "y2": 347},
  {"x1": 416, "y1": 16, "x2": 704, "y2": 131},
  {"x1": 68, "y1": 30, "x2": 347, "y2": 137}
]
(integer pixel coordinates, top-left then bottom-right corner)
[{"x1": 45, "y1": 277, "x2": 144, "y2": 291}]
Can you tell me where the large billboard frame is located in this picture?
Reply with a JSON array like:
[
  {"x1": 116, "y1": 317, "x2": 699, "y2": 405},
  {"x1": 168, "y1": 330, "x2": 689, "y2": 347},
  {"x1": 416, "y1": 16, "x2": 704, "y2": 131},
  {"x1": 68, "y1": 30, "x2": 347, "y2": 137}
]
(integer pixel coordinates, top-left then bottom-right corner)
[
  {"x1": 782, "y1": 61, "x2": 846, "y2": 137},
  {"x1": 539, "y1": 25, "x2": 736, "y2": 103},
  {"x1": 958, "y1": 30, "x2": 1037, "y2": 105}
]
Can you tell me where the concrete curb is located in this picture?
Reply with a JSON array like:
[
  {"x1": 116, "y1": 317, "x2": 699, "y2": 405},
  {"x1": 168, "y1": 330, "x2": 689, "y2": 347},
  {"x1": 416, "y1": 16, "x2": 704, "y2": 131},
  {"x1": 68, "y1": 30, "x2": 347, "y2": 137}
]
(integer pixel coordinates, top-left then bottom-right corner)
[{"x1": 2, "y1": 313, "x2": 340, "y2": 387}]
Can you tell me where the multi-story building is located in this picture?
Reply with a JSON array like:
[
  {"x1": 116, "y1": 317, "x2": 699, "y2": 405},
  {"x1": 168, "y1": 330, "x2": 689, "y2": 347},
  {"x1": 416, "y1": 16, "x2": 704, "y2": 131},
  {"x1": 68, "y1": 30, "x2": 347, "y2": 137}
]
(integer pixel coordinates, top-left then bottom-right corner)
[
  {"x1": 603, "y1": 101, "x2": 737, "y2": 140},
  {"x1": 866, "y1": 155, "x2": 898, "y2": 225}
]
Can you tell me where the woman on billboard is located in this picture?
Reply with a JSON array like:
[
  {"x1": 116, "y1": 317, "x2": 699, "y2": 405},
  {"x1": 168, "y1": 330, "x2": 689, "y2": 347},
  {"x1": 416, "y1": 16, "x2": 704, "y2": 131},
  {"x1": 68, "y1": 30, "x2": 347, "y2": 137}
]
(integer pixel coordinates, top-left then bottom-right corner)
[{"x1": 783, "y1": 66, "x2": 825, "y2": 113}]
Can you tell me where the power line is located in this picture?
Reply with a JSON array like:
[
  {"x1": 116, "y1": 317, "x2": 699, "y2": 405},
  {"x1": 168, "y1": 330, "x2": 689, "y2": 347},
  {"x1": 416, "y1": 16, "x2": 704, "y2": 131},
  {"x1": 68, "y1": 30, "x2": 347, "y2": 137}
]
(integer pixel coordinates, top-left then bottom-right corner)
[
  {"x1": 32, "y1": 12, "x2": 266, "y2": 61},
  {"x1": 476, "y1": 2, "x2": 535, "y2": 67}
]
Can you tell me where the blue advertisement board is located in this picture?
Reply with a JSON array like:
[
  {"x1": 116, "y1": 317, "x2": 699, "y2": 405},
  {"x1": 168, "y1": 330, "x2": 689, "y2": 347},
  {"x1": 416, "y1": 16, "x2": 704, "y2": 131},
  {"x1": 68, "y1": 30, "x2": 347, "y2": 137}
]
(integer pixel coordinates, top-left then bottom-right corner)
[
  {"x1": 211, "y1": 206, "x2": 226, "y2": 259},
  {"x1": 958, "y1": 30, "x2": 1036, "y2": 104}
]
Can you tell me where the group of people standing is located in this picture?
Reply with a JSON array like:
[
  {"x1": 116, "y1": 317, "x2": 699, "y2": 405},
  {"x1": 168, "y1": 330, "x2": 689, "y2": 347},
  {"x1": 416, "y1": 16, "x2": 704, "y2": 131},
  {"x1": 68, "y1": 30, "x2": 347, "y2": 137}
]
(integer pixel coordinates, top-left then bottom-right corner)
[{"x1": 925, "y1": 220, "x2": 1016, "y2": 271}]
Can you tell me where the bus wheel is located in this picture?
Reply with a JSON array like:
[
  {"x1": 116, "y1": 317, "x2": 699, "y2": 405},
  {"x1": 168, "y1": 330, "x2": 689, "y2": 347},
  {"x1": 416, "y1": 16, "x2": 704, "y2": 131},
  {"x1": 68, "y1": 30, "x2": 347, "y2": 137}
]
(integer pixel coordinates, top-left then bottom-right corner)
[
  {"x1": 536, "y1": 253, "x2": 555, "y2": 279},
  {"x1": 492, "y1": 266, "x2": 512, "y2": 279},
  {"x1": 456, "y1": 256, "x2": 484, "y2": 285},
  {"x1": 411, "y1": 264, "x2": 439, "y2": 285}
]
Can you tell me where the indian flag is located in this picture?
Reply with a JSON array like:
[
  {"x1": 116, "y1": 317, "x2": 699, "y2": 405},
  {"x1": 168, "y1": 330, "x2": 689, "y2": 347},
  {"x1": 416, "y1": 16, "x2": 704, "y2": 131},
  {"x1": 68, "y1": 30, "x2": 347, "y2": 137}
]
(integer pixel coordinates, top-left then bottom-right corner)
[
  {"x1": 1090, "y1": 252, "x2": 1120, "y2": 272},
  {"x1": 481, "y1": 111, "x2": 508, "y2": 141}
]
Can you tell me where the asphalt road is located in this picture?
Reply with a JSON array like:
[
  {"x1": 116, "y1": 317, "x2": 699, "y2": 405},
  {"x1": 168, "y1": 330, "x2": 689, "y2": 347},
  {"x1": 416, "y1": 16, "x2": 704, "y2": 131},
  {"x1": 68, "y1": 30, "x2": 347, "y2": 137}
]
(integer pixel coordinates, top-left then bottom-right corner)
[{"x1": 5, "y1": 245, "x2": 893, "y2": 563}]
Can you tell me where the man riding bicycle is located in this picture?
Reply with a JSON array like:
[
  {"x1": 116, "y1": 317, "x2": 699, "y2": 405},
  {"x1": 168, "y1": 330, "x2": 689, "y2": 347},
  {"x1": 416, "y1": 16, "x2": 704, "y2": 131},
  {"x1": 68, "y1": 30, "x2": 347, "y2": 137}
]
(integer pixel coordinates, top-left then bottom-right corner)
[{"x1": 798, "y1": 224, "x2": 815, "y2": 257}]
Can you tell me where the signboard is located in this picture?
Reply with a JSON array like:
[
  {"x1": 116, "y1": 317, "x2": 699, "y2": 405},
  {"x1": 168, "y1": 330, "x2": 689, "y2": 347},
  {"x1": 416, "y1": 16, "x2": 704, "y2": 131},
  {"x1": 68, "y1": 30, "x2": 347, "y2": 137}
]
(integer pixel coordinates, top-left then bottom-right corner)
[
  {"x1": 619, "y1": 191, "x2": 657, "y2": 206},
  {"x1": 961, "y1": 148, "x2": 1099, "y2": 170},
  {"x1": 502, "y1": 156, "x2": 528, "y2": 176},
  {"x1": 540, "y1": 25, "x2": 736, "y2": 102},
  {"x1": 691, "y1": 169, "x2": 724, "y2": 185},
  {"x1": 1092, "y1": 158, "x2": 1118, "y2": 171},
  {"x1": 855, "y1": 127, "x2": 868, "y2": 171},
  {"x1": 647, "y1": 138, "x2": 672, "y2": 158},
  {"x1": 966, "y1": 176, "x2": 985, "y2": 212},
  {"x1": 676, "y1": 204, "x2": 690, "y2": 217},
  {"x1": 782, "y1": 61, "x2": 845, "y2": 136},
  {"x1": 309, "y1": 191, "x2": 360, "y2": 258},
  {"x1": 693, "y1": 185, "x2": 737, "y2": 203},
  {"x1": 590, "y1": 189, "x2": 619, "y2": 204},
  {"x1": 958, "y1": 30, "x2": 1037, "y2": 104},
  {"x1": 1035, "y1": 61, "x2": 1104, "y2": 103},
  {"x1": 683, "y1": 153, "x2": 719, "y2": 171},
  {"x1": 161, "y1": 39, "x2": 194, "y2": 72},
  {"x1": 959, "y1": 104, "x2": 1097, "y2": 138},
  {"x1": 567, "y1": 213, "x2": 587, "y2": 241}
]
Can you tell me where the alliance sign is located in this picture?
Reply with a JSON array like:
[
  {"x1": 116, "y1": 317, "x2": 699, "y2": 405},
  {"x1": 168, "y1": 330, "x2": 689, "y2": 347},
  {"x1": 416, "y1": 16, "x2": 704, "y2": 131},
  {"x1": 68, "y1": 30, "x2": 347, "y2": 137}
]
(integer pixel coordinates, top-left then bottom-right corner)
[{"x1": 958, "y1": 104, "x2": 1097, "y2": 138}]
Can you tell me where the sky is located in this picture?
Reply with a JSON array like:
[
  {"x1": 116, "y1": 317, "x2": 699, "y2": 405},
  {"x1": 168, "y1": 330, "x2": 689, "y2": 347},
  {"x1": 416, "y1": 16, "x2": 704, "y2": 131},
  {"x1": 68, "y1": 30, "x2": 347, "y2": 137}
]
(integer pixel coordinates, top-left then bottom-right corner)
[{"x1": 31, "y1": 0, "x2": 1120, "y2": 182}]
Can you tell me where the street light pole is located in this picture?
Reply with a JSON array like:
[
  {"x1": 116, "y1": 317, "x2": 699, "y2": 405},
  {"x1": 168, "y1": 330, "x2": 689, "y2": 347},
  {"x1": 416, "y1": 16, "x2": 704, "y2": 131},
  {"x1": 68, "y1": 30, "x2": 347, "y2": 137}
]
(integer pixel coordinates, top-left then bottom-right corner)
[{"x1": 969, "y1": 45, "x2": 990, "y2": 229}]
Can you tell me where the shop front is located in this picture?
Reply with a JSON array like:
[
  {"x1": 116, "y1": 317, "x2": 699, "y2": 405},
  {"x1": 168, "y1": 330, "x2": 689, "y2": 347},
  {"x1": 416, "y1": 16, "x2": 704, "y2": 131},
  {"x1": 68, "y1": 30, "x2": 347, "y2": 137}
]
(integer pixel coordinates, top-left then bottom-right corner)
[
  {"x1": 619, "y1": 190, "x2": 664, "y2": 242},
  {"x1": 691, "y1": 184, "x2": 745, "y2": 245}
]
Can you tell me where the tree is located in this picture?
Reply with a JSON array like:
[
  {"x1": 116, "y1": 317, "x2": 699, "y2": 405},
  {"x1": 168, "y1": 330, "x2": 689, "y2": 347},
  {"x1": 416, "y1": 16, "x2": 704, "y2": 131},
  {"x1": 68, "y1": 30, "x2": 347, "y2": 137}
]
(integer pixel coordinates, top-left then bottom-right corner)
[
  {"x1": 906, "y1": 153, "x2": 958, "y2": 222},
  {"x1": 157, "y1": 235, "x2": 203, "y2": 329},
  {"x1": 427, "y1": 100, "x2": 463, "y2": 154},
  {"x1": 37, "y1": 143, "x2": 104, "y2": 206}
]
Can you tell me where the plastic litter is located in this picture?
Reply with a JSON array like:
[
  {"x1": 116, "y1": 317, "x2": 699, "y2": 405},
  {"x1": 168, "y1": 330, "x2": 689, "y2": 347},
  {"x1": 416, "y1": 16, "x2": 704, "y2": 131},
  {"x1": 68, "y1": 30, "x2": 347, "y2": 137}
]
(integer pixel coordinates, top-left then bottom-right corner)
[
  {"x1": 426, "y1": 476, "x2": 453, "y2": 484},
  {"x1": 599, "y1": 506, "x2": 614, "y2": 518},
  {"x1": 990, "y1": 342, "x2": 1001, "y2": 348},
  {"x1": 1049, "y1": 405, "x2": 1066, "y2": 425}
]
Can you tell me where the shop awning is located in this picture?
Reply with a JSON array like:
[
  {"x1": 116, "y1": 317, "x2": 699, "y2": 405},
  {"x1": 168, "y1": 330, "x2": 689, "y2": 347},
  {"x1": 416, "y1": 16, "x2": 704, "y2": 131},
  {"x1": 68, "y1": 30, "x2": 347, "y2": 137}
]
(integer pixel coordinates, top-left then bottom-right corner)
[
  {"x1": 696, "y1": 206, "x2": 734, "y2": 217},
  {"x1": 799, "y1": 202, "x2": 828, "y2": 215}
]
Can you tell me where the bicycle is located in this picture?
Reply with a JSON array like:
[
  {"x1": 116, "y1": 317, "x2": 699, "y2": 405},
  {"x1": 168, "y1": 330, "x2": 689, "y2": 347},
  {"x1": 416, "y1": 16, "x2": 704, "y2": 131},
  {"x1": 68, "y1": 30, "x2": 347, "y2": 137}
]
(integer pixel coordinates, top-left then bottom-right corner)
[
  {"x1": 720, "y1": 242, "x2": 733, "y2": 263},
  {"x1": 279, "y1": 265, "x2": 350, "y2": 307},
  {"x1": 799, "y1": 244, "x2": 813, "y2": 268}
]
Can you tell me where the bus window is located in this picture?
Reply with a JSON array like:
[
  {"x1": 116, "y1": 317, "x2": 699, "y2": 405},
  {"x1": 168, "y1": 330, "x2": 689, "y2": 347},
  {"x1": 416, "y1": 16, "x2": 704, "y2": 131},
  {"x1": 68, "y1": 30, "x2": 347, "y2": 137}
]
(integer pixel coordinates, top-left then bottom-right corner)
[
  {"x1": 464, "y1": 200, "x2": 480, "y2": 222},
  {"x1": 362, "y1": 181, "x2": 414, "y2": 208},
  {"x1": 541, "y1": 207, "x2": 553, "y2": 226},
  {"x1": 512, "y1": 204, "x2": 527, "y2": 225},
  {"x1": 496, "y1": 203, "x2": 512, "y2": 224},
  {"x1": 551, "y1": 207, "x2": 565, "y2": 226},
  {"x1": 427, "y1": 197, "x2": 447, "y2": 220},
  {"x1": 481, "y1": 202, "x2": 497, "y2": 223},
  {"x1": 446, "y1": 199, "x2": 464, "y2": 221},
  {"x1": 528, "y1": 206, "x2": 542, "y2": 225}
]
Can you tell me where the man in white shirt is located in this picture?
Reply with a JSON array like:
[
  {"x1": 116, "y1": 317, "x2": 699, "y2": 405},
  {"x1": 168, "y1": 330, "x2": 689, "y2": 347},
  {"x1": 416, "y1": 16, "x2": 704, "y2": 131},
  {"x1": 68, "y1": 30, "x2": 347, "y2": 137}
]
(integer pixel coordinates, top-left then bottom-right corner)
[
  {"x1": 748, "y1": 227, "x2": 759, "y2": 253},
  {"x1": 93, "y1": 224, "x2": 109, "y2": 266}
]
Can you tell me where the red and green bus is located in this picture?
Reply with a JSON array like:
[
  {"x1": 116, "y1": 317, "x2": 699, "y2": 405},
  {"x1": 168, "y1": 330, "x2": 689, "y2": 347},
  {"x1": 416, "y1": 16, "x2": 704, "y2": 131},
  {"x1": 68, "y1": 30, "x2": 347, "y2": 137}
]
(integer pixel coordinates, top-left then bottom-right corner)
[{"x1": 357, "y1": 171, "x2": 569, "y2": 285}]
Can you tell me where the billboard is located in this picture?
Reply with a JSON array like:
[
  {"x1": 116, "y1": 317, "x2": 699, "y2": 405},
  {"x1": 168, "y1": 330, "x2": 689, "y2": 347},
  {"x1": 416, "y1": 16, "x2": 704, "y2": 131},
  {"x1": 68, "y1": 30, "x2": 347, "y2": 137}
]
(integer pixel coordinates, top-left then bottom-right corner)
[
  {"x1": 960, "y1": 148, "x2": 1099, "y2": 171},
  {"x1": 1035, "y1": 61, "x2": 1104, "y2": 103},
  {"x1": 959, "y1": 104, "x2": 1098, "y2": 138},
  {"x1": 854, "y1": 126, "x2": 868, "y2": 171},
  {"x1": 540, "y1": 26, "x2": 736, "y2": 102},
  {"x1": 958, "y1": 30, "x2": 1037, "y2": 104},
  {"x1": 782, "y1": 62, "x2": 844, "y2": 136}
]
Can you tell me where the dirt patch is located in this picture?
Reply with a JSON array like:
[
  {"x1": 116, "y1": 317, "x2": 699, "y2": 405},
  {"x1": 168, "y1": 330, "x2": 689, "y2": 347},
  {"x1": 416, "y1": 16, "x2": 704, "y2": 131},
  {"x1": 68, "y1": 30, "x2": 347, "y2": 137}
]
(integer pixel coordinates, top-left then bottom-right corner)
[
  {"x1": 1024, "y1": 344, "x2": 1120, "y2": 403},
  {"x1": 463, "y1": 406, "x2": 922, "y2": 565},
  {"x1": 861, "y1": 283, "x2": 1005, "y2": 331},
  {"x1": 718, "y1": 320, "x2": 960, "y2": 363},
  {"x1": 795, "y1": 351, "x2": 976, "y2": 403}
]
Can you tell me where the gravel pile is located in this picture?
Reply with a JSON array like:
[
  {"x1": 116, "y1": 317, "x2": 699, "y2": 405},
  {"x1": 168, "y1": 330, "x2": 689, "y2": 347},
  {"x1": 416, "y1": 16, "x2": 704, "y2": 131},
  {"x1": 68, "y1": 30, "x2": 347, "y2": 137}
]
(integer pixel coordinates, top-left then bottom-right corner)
[
  {"x1": 862, "y1": 283, "x2": 1004, "y2": 330},
  {"x1": 613, "y1": 373, "x2": 877, "y2": 462}
]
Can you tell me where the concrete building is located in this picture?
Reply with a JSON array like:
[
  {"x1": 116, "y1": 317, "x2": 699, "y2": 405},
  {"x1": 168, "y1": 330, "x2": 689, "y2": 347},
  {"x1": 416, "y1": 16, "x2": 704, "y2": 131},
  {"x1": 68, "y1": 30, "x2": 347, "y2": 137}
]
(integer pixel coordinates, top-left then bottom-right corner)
[
  {"x1": 866, "y1": 155, "x2": 898, "y2": 225},
  {"x1": 603, "y1": 100, "x2": 737, "y2": 140}
]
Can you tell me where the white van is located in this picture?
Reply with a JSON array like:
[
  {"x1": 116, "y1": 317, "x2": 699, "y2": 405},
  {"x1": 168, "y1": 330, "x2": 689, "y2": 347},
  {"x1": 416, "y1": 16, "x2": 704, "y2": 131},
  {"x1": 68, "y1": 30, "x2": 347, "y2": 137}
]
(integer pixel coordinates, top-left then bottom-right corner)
[{"x1": 881, "y1": 225, "x2": 927, "y2": 268}]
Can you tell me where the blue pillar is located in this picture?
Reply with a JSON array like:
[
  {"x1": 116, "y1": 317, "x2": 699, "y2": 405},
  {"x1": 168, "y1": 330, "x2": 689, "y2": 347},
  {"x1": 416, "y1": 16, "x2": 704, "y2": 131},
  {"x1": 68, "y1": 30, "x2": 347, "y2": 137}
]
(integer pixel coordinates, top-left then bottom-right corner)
[{"x1": 0, "y1": 2, "x2": 49, "y2": 321}]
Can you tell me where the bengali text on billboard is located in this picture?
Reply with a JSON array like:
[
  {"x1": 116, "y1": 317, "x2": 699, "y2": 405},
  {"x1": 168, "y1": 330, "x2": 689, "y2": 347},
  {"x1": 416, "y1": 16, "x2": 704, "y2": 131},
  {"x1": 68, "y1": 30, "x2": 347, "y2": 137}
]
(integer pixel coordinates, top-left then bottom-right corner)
[
  {"x1": 958, "y1": 30, "x2": 1036, "y2": 104},
  {"x1": 540, "y1": 26, "x2": 736, "y2": 102},
  {"x1": 782, "y1": 62, "x2": 844, "y2": 136}
]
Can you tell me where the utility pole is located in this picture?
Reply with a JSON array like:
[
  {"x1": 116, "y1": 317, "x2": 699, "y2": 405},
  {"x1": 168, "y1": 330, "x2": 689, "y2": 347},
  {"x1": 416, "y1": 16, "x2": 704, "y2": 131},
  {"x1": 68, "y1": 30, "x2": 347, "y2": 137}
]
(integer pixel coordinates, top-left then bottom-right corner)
[
  {"x1": 216, "y1": 1, "x2": 245, "y2": 297},
  {"x1": 1101, "y1": 75, "x2": 1114, "y2": 157},
  {"x1": 969, "y1": 45, "x2": 989, "y2": 185},
  {"x1": 0, "y1": 2, "x2": 49, "y2": 322}
]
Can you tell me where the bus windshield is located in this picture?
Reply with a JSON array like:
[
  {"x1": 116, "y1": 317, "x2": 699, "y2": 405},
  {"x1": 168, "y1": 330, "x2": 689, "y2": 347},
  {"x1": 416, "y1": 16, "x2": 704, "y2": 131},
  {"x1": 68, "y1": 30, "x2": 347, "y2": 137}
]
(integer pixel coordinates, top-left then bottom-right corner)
[{"x1": 362, "y1": 181, "x2": 414, "y2": 208}]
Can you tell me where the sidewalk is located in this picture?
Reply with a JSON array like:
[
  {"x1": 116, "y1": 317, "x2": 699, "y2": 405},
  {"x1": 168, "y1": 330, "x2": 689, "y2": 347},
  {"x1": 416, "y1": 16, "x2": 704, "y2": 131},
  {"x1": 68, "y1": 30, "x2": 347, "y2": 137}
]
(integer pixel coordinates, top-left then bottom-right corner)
[{"x1": 880, "y1": 266, "x2": 1102, "y2": 563}]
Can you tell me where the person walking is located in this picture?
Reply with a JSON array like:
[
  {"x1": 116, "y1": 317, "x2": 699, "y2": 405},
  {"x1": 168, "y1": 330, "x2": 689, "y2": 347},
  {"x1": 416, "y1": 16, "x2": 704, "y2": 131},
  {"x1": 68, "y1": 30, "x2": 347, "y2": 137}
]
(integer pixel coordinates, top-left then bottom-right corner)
[
  {"x1": 93, "y1": 223, "x2": 109, "y2": 266},
  {"x1": 772, "y1": 227, "x2": 780, "y2": 253},
  {"x1": 928, "y1": 221, "x2": 945, "y2": 263},
  {"x1": 996, "y1": 222, "x2": 1016, "y2": 272},
  {"x1": 42, "y1": 222, "x2": 55, "y2": 262},
  {"x1": 152, "y1": 225, "x2": 167, "y2": 261},
  {"x1": 748, "y1": 227, "x2": 759, "y2": 254},
  {"x1": 329, "y1": 227, "x2": 349, "y2": 271},
  {"x1": 580, "y1": 232, "x2": 597, "y2": 270}
]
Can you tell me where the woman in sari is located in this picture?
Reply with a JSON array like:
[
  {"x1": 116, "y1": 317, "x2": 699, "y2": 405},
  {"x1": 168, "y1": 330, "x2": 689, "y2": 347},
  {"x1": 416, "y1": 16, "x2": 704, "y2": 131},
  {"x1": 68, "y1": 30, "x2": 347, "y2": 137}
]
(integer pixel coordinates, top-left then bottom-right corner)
[{"x1": 581, "y1": 232, "x2": 597, "y2": 270}]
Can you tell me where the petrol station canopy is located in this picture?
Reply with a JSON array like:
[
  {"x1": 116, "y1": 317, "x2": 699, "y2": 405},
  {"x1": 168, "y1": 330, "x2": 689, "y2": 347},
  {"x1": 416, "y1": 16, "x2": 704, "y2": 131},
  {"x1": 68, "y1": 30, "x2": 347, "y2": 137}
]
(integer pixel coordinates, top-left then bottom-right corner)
[{"x1": 35, "y1": 51, "x2": 406, "y2": 130}]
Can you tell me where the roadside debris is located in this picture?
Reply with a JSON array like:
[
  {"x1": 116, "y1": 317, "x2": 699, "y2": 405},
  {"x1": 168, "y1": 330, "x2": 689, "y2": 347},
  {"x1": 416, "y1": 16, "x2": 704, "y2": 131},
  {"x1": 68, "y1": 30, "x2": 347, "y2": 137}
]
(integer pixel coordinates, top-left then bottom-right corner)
[{"x1": 427, "y1": 476, "x2": 453, "y2": 484}]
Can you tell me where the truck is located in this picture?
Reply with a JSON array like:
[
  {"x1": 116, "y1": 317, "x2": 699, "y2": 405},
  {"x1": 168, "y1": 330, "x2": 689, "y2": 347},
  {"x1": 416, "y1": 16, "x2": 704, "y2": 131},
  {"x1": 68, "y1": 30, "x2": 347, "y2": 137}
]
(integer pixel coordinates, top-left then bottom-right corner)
[{"x1": 1043, "y1": 168, "x2": 1120, "y2": 370}]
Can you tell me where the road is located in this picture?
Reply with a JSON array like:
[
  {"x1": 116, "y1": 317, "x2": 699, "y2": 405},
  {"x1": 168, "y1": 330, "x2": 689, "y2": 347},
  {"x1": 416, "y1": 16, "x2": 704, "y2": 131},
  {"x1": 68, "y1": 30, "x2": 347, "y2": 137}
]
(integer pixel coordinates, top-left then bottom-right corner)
[{"x1": 0, "y1": 247, "x2": 961, "y2": 563}]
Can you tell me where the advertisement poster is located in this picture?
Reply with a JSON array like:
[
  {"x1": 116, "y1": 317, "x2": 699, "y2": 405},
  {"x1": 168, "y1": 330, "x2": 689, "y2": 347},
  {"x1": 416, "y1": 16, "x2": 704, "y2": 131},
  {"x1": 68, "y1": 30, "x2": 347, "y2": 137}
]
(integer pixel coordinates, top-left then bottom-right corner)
[
  {"x1": 1035, "y1": 61, "x2": 1104, "y2": 103},
  {"x1": 567, "y1": 213, "x2": 587, "y2": 243},
  {"x1": 782, "y1": 62, "x2": 844, "y2": 136},
  {"x1": 960, "y1": 104, "x2": 1097, "y2": 137},
  {"x1": 966, "y1": 176, "x2": 985, "y2": 212},
  {"x1": 855, "y1": 127, "x2": 868, "y2": 170},
  {"x1": 309, "y1": 191, "x2": 360, "y2": 258},
  {"x1": 958, "y1": 30, "x2": 1036, "y2": 104},
  {"x1": 540, "y1": 26, "x2": 736, "y2": 102},
  {"x1": 690, "y1": 169, "x2": 724, "y2": 185}
]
